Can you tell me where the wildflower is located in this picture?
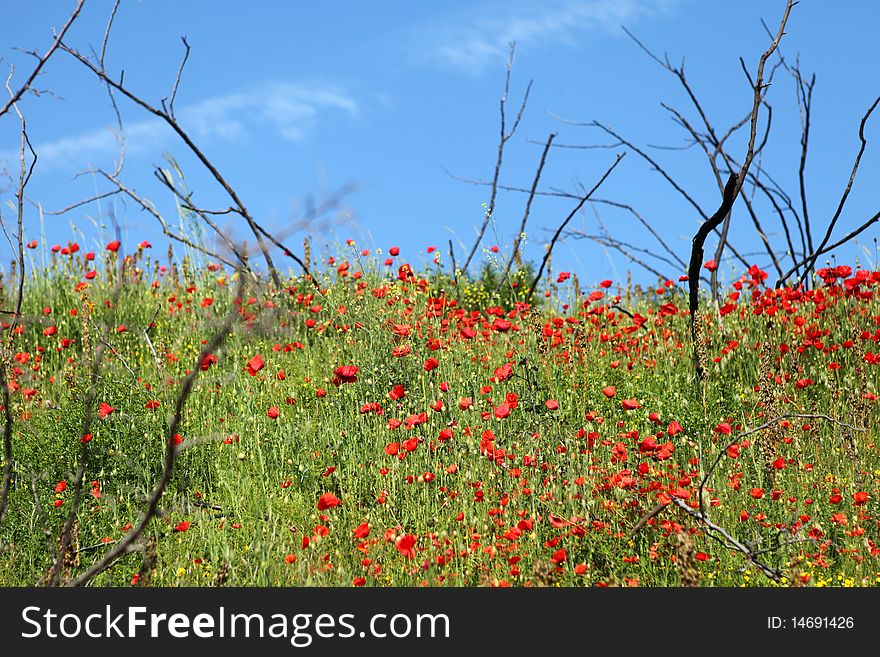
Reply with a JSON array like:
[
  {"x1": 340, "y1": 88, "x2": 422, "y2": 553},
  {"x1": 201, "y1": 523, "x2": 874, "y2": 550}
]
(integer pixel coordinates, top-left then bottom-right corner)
[
  {"x1": 333, "y1": 365, "x2": 359, "y2": 385},
  {"x1": 106, "y1": 240, "x2": 121, "y2": 252},
  {"x1": 395, "y1": 534, "x2": 416, "y2": 559},
  {"x1": 317, "y1": 492, "x2": 341, "y2": 510},
  {"x1": 494, "y1": 404, "x2": 511, "y2": 419},
  {"x1": 246, "y1": 354, "x2": 265, "y2": 376},
  {"x1": 98, "y1": 402, "x2": 116, "y2": 418}
]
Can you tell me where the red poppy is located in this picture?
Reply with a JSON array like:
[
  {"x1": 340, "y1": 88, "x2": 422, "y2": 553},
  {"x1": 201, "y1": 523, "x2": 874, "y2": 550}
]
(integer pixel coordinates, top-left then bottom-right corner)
[
  {"x1": 353, "y1": 576, "x2": 366, "y2": 586},
  {"x1": 106, "y1": 240, "x2": 121, "y2": 252},
  {"x1": 715, "y1": 422, "x2": 732, "y2": 435},
  {"x1": 266, "y1": 406, "x2": 280, "y2": 419},
  {"x1": 853, "y1": 492, "x2": 869, "y2": 506},
  {"x1": 703, "y1": 259, "x2": 718, "y2": 272},
  {"x1": 174, "y1": 521, "x2": 190, "y2": 532},
  {"x1": 246, "y1": 354, "x2": 265, "y2": 376},
  {"x1": 80, "y1": 433, "x2": 93, "y2": 443},
  {"x1": 602, "y1": 386, "x2": 616, "y2": 398},
  {"x1": 353, "y1": 523, "x2": 370, "y2": 539},
  {"x1": 621, "y1": 398, "x2": 640, "y2": 411},
  {"x1": 98, "y1": 402, "x2": 116, "y2": 418},
  {"x1": 389, "y1": 246, "x2": 400, "y2": 256},
  {"x1": 395, "y1": 534, "x2": 416, "y2": 559},
  {"x1": 333, "y1": 365, "x2": 359, "y2": 385},
  {"x1": 550, "y1": 548, "x2": 566, "y2": 564},
  {"x1": 317, "y1": 492, "x2": 341, "y2": 510},
  {"x1": 545, "y1": 399, "x2": 559, "y2": 411},
  {"x1": 423, "y1": 358, "x2": 439, "y2": 372}
]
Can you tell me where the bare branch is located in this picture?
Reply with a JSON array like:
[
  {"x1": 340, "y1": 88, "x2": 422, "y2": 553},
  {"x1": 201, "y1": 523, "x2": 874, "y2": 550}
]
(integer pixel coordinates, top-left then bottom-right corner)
[
  {"x1": 790, "y1": 92, "x2": 880, "y2": 287},
  {"x1": 496, "y1": 132, "x2": 555, "y2": 294},
  {"x1": 167, "y1": 36, "x2": 191, "y2": 120},
  {"x1": 59, "y1": 40, "x2": 286, "y2": 288},
  {"x1": 462, "y1": 43, "x2": 533, "y2": 272},
  {"x1": 69, "y1": 274, "x2": 246, "y2": 586},
  {"x1": 0, "y1": 0, "x2": 85, "y2": 120},
  {"x1": 526, "y1": 153, "x2": 624, "y2": 302}
]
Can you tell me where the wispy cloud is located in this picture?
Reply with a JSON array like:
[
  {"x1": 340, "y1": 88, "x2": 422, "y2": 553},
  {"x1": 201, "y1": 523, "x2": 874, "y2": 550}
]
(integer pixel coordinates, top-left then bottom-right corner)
[
  {"x1": 413, "y1": 0, "x2": 679, "y2": 74},
  {"x1": 1, "y1": 81, "x2": 357, "y2": 170}
]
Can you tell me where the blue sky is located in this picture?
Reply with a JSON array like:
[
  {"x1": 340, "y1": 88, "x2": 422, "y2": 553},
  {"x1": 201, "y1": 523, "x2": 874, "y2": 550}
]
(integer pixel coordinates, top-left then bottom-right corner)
[{"x1": 1, "y1": 1, "x2": 878, "y2": 288}]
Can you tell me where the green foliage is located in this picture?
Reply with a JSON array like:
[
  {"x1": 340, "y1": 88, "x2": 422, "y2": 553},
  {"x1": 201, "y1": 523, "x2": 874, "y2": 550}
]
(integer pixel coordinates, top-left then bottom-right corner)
[
  {"x1": 0, "y1": 249, "x2": 878, "y2": 588},
  {"x1": 460, "y1": 260, "x2": 539, "y2": 311}
]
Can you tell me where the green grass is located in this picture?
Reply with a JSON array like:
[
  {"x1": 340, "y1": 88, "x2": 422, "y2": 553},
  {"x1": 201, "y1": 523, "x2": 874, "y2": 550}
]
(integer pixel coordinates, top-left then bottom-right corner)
[{"x1": 0, "y1": 244, "x2": 878, "y2": 587}]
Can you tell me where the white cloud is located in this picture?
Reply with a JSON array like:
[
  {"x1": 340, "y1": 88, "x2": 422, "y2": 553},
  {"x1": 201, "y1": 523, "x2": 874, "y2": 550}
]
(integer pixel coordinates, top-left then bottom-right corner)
[
  {"x1": 415, "y1": 0, "x2": 679, "y2": 74},
  {"x1": 0, "y1": 81, "x2": 358, "y2": 170}
]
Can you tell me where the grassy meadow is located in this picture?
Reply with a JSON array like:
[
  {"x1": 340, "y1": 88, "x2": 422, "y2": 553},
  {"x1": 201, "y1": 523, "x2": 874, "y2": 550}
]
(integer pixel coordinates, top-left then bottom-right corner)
[{"x1": 0, "y1": 238, "x2": 878, "y2": 588}]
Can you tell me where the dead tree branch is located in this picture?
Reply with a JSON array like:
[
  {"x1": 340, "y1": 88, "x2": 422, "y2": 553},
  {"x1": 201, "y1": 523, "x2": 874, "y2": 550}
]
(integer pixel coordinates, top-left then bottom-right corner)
[
  {"x1": 59, "y1": 38, "x2": 286, "y2": 287},
  {"x1": 0, "y1": 75, "x2": 38, "y2": 527},
  {"x1": 0, "y1": 0, "x2": 85, "y2": 120},
  {"x1": 495, "y1": 132, "x2": 555, "y2": 294},
  {"x1": 526, "y1": 153, "x2": 624, "y2": 303},
  {"x1": 787, "y1": 93, "x2": 880, "y2": 288},
  {"x1": 461, "y1": 43, "x2": 532, "y2": 273},
  {"x1": 68, "y1": 274, "x2": 246, "y2": 587}
]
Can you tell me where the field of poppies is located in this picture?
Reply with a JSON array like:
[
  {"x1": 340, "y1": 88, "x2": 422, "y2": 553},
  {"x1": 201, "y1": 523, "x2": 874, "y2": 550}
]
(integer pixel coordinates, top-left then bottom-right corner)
[{"x1": 0, "y1": 237, "x2": 878, "y2": 588}]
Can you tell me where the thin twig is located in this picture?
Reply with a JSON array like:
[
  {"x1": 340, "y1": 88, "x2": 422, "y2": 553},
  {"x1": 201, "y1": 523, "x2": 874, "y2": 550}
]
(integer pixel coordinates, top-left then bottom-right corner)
[
  {"x1": 526, "y1": 153, "x2": 625, "y2": 302},
  {"x1": 462, "y1": 43, "x2": 532, "y2": 273},
  {"x1": 0, "y1": 0, "x2": 85, "y2": 120}
]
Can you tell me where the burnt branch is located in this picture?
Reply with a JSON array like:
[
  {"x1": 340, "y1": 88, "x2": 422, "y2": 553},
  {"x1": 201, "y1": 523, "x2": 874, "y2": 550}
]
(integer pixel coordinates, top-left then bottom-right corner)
[
  {"x1": 461, "y1": 43, "x2": 533, "y2": 273},
  {"x1": 526, "y1": 153, "x2": 624, "y2": 303},
  {"x1": 633, "y1": 412, "x2": 858, "y2": 582},
  {"x1": 709, "y1": 0, "x2": 794, "y2": 278},
  {"x1": 0, "y1": 76, "x2": 37, "y2": 527},
  {"x1": 496, "y1": 132, "x2": 555, "y2": 295},
  {"x1": 788, "y1": 93, "x2": 880, "y2": 287},
  {"x1": 59, "y1": 38, "x2": 286, "y2": 288},
  {"x1": 688, "y1": 173, "x2": 738, "y2": 380},
  {"x1": 0, "y1": 0, "x2": 84, "y2": 120},
  {"x1": 68, "y1": 274, "x2": 246, "y2": 587}
]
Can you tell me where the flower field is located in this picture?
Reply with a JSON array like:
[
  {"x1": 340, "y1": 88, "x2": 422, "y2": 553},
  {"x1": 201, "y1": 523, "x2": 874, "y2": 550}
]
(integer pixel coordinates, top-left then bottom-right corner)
[{"x1": 1, "y1": 239, "x2": 878, "y2": 588}]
